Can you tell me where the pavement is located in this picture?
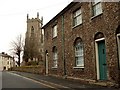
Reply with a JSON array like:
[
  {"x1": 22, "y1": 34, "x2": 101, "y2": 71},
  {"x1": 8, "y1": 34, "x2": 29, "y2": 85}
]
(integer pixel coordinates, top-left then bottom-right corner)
[{"x1": 9, "y1": 71, "x2": 119, "y2": 90}]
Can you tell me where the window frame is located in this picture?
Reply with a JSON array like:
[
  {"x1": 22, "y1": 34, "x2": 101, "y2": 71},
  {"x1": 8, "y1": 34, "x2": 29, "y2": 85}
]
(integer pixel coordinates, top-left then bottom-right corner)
[
  {"x1": 74, "y1": 39, "x2": 84, "y2": 68},
  {"x1": 52, "y1": 47, "x2": 58, "y2": 68},
  {"x1": 91, "y1": 0, "x2": 103, "y2": 17},
  {"x1": 73, "y1": 8, "x2": 82, "y2": 27},
  {"x1": 31, "y1": 26, "x2": 34, "y2": 35},
  {"x1": 30, "y1": 26, "x2": 35, "y2": 39},
  {"x1": 117, "y1": 34, "x2": 120, "y2": 69},
  {"x1": 52, "y1": 24, "x2": 57, "y2": 38}
]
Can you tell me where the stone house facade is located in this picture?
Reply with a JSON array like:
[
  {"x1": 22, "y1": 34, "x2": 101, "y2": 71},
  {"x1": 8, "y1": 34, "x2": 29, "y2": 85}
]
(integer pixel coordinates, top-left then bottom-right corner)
[
  {"x1": 0, "y1": 52, "x2": 15, "y2": 71},
  {"x1": 42, "y1": 2, "x2": 120, "y2": 86}
]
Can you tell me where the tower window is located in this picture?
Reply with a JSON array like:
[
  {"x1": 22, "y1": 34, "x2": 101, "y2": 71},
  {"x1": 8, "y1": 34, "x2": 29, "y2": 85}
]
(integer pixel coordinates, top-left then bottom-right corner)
[{"x1": 31, "y1": 26, "x2": 34, "y2": 36}]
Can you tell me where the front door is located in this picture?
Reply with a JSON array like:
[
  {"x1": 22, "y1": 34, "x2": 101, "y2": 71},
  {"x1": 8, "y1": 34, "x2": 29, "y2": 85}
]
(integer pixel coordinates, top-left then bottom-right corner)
[
  {"x1": 98, "y1": 40, "x2": 107, "y2": 80},
  {"x1": 3, "y1": 67, "x2": 6, "y2": 70}
]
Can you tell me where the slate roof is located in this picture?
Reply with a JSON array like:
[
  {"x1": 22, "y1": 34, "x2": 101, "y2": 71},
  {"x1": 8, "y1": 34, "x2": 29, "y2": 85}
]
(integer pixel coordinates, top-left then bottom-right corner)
[{"x1": 0, "y1": 52, "x2": 13, "y2": 58}]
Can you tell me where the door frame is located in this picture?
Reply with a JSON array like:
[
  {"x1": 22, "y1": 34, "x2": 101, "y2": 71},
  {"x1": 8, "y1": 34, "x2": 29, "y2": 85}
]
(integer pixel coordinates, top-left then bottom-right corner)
[
  {"x1": 95, "y1": 38, "x2": 107, "y2": 80},
  {"x1": 45, "y1": 52, "x2": 48, "y2": 75},
  {"x1": 117, "y1": 34, "x2": 120, "y2": 68}
]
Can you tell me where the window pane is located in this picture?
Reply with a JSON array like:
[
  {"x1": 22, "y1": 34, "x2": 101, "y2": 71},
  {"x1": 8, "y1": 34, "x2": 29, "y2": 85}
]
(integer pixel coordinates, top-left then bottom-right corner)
[
  {"x1": 76, "y1": 59, "x2": 80, "y2": 66},
  {"x1": 93, "y1": 2, "x2": 102, "y2": 16},
  {"x1": 76, "y1": 15, "x2": 82, "y2": 25},
  {"x1": 55, "y1": 60, "x2": 57, "y2": 67},
  {"x1": 53, "y1": 48, "x2": 58, "y2": 68},
  {"x1": 73, "y1": 9, "x2": 82, "y2": 26},
  {"x1": 55, "y1": 25, "x2": 57, "y2": 36},
  {"x1": 96, "y1": 3, "x2": 102, "y2": 15},
  {"x1": 55, "y1": 53, "x2": 57, "y2": 59},
  {"x1": 75, "y1": 51, "x2": 79, "y2": 56},
  {"x1": 53, "y1": 60, "x2": 57, "y2": 67},
  {"x1": 93, "y1": 5, "x2": 97, "y2": 15},
  {"x1": 75, "y1": 41, "x2": 84, "y2": 67},
  {"x1": 74, "y1": 17, "x2": 77, "y2": 26},
  {"x1": 75, "y1": 9, "x2": 81, "y2": 16},
  {"x1": 75, "y1": 57, "x2": 78, "y2": 61},
  {"x1": 76, "y1": 56, "x2": 84, "y2": 66},
  {"x1": 53, "y1": 25, "x2": 57, "y2": 38}
]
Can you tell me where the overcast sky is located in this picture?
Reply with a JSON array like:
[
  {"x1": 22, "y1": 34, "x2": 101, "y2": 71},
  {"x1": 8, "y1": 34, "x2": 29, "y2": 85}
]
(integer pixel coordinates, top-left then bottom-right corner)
[{"x1": 0, "y1": 0, "x2": 73, "y2": 55}]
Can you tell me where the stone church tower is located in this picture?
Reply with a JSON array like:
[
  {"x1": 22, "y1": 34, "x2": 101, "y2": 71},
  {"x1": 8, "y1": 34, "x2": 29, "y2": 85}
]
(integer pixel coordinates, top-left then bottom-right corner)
[{"x1": 23, "y1": 13, "x2": 44, "y2": 65}]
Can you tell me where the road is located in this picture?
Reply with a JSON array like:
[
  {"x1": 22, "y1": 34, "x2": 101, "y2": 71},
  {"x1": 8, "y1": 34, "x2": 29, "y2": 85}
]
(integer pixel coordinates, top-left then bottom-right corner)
[
  {"x1": 2, "y1": 71, "x2": 56, "y2": 89},
  {"x1": 0, "y1": 71, "x2": 2, "y2": 90},
  {"x1": 2, "y1": 71, "x2": 118, "y2": 90}
]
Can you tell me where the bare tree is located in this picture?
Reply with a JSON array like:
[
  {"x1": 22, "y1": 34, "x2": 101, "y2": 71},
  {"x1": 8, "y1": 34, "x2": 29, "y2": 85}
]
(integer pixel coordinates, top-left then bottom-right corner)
[{"x1": 10, "y1": 34, "x2": 24, "y2": 66}]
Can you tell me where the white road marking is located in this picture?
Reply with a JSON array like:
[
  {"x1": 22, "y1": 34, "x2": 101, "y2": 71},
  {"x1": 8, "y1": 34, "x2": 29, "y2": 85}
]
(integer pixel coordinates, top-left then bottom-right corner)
[
  {"x1": 7, "y1": 72, "x2": 74, "y2": 90},
  {"x1": 7, "y1": 72, "x2": 57, "y2": 89}
]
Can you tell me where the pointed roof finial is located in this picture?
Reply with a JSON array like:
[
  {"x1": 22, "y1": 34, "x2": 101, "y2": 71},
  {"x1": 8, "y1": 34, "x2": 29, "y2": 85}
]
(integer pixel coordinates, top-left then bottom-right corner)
[
  {"x1": 27, "y1": 14, "x2": 29, "y2": 20},
  {"x1": 41, "y1": 16, "x2": 43, "y2": 26},
  {"x1": 37, "y1": 12, "x2": 39, "y2": 19}
]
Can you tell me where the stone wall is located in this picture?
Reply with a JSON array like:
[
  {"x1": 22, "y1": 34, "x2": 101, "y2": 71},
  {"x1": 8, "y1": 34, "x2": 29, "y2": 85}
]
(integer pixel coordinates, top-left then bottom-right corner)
[{"x1": 12, "y1": 65, "x2": 45, "y2": 74}]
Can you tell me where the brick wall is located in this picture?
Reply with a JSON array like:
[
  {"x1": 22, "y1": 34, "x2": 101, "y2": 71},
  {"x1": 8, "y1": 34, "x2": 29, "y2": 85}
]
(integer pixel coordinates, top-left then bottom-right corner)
[{"x1": 43, "y1": 2, "x2": 120, "y2": 86}]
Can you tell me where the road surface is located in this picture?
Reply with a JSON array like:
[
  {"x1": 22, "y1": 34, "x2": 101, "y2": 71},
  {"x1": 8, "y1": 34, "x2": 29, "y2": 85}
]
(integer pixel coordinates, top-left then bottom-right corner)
[
  {"x1": 2, "y1": 71, "x2": 117, "y2": 90},
  {"x1": 2, "y1": 71, "x2": 56, "y2": 89}
]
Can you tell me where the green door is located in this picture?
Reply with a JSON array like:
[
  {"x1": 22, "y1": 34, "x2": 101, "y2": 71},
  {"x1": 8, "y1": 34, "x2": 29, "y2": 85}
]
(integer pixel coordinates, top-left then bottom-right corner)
[{"x1": 98, "y1": 40, "x2": 107, "y2": 80}]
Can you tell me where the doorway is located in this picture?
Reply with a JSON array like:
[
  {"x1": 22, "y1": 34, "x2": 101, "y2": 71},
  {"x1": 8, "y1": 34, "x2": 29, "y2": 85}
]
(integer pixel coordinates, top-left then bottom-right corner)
[
  {"x1": 97, "y1": 40, "x2": 107, "y2": 80},
  {"x1": 45, "y1": 51, "x2": 48, "y2": 75}
]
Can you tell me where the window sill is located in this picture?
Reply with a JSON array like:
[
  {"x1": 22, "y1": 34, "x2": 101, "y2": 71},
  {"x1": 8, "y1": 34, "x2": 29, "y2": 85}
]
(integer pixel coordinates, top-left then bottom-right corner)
[
  {"x1": 52, "y1": 67, "x2": 57, "y2": 69},
  {"x1": 72, "y1": 23, "x2": 82, "y2": 29},
  {"x1": 73, "y1": 67, "x2": 84, "y2": 69},
  {"x1": 52, "y1": 36, "x2": 57, "y2": 40},
  {"x1": 91, "y1": 13, "x2": 103, "y2": 20}
]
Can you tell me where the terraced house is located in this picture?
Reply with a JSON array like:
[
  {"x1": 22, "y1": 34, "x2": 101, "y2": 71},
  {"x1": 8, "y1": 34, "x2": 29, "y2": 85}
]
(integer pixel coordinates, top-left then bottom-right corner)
[
  {"x1": 42, "y1": 1, "x2": 120, "y2": 86},
  {"x1": 0, "y1": 52, "x2": 15, "y2": 71}
]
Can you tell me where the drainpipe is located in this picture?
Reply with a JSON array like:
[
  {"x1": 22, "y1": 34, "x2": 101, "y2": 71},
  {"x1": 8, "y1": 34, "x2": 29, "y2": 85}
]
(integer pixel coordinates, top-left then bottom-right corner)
[
  {"x1": 62, "y1": 15, "x2": 66, "y2": 78},
  {"x1": 118, "y1": 2, "x2": 120, "y2": 88}
]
